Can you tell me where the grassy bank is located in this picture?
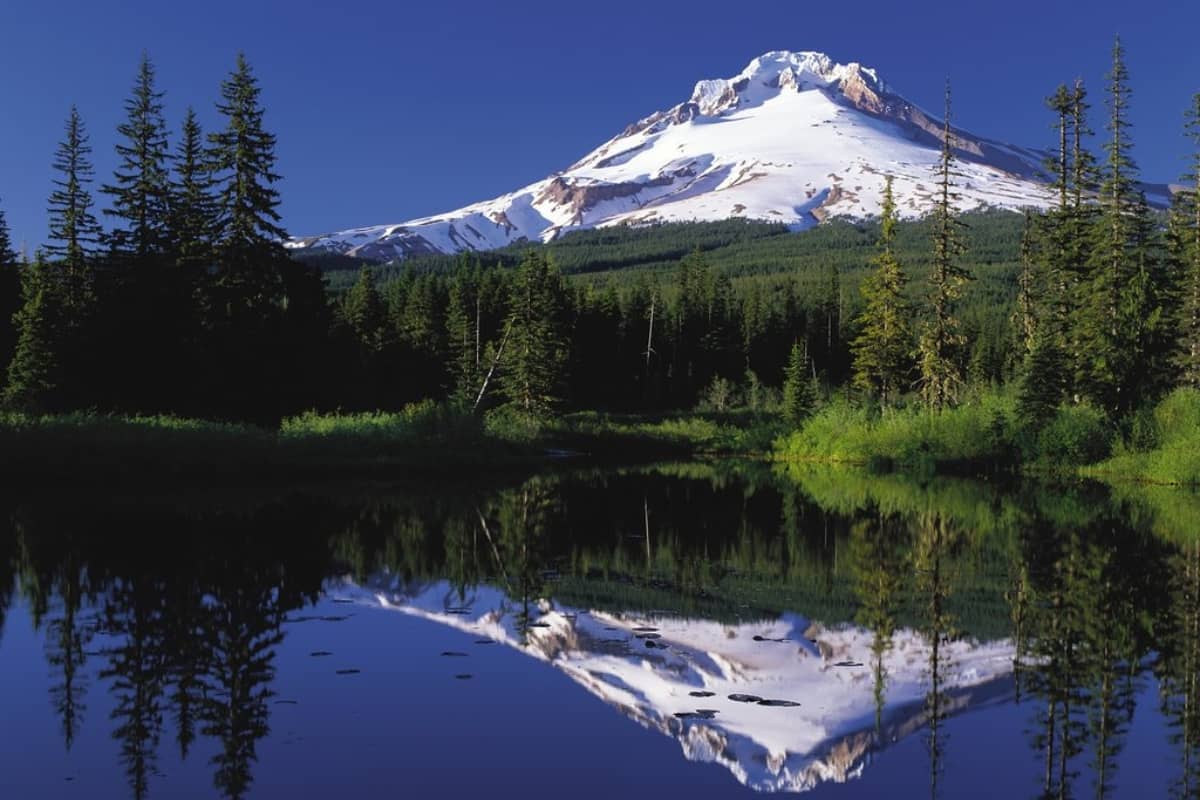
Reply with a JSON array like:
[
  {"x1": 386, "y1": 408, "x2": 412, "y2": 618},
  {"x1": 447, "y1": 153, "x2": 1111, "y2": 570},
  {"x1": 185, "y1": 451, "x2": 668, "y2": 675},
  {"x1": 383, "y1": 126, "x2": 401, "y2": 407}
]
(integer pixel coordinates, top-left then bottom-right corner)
[
  {"x1": 0, "y1": 402, "x2": 781, "y2": 484},
  {"x1": 773, "y1": 385, "x2": 1200, "y2": 486}
]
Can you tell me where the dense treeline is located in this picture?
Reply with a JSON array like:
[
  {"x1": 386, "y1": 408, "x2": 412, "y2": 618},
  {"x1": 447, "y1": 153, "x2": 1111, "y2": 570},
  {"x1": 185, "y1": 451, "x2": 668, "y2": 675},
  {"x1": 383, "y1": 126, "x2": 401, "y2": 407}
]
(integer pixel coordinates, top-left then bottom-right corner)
[{"x1": 1, "y1": 39, "x2": 1197, "y2": 434}]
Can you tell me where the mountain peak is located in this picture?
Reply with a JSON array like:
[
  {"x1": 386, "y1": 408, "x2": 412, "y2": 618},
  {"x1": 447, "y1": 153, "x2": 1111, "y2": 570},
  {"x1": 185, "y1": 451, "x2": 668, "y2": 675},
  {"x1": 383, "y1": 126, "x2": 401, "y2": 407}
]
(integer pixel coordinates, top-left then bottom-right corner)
[
  {"x1": 687, "y1": 50, "x2": 885, "y2": 116},
  {"x1": 288, "y1": 51, "x2": 1063, "y2": 262}
]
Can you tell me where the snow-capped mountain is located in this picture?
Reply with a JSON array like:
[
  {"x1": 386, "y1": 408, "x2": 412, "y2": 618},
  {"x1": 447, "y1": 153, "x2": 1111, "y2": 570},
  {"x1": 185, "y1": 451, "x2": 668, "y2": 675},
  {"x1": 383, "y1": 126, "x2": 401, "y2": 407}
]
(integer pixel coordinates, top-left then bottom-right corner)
[
  {"x1": 288, "y1": 50, "x2": 1059, "y2": 262},
  {"x1": 336, "y1": 575, "x2": 1015, "y2": 793}
]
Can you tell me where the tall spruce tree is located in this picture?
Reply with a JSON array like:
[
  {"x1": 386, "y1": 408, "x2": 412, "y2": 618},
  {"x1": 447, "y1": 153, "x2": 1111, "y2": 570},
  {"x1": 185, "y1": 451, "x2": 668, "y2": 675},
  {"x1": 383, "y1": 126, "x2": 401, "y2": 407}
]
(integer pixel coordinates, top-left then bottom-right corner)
[
  {"x1": 0, "y1": 205, "x2": 19, "y2": 376},
  {"x1": 102, "y1": 53, "x2": 171, "y2": 261},
  {"x1": 501, "y1": 251, "x2": 566, "y2": 415},
  {"x1": 3, "y1": 255, "x2": 62, "y2": 412},
  {"x1": 1077, "y1": 38, "x2": 1163, "y2": 412},
  {"x1": 1174, "y1": 92, "x2": 1200, "y2": 387},
  {"x1": 208, "y1": 53, "x2": 287, "y2": 309},
  {"x1": 917, "y1": 81, "x2": 971, "y2": 411},
  {"x1": 47, "y1": 106, "x2": 102, "y2": 294},
  {"x1": 782, "y1": 339, "x2": 816, "y2": 427},
  {"x1": 169, "y1": 108, "x2": 216, "y2": 269},
  {"x1": 851, "y1": 175, "x2": 911, "y2": 406}
]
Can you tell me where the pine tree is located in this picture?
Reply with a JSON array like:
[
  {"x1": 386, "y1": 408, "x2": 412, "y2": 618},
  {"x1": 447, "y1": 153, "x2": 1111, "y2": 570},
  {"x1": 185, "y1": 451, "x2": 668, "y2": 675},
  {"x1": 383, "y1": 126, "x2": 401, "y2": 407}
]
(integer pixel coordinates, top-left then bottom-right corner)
[
  {"x1": 169, "y1": 108, "x2": 216, "y2": 269},
  {"x1": 3, "y1": 256, "x2": 62, "y2": 412},
  {"x1": 208, "y1": 53, "x2": 287, "y2": 308},
  {"x1": 501, "y1": 251, "x2": 567, "y2": 415},
  {"x1": 1015, "y1": 211, "x2": 1040, "y2": 356},
  {"x1": 917, "y1": 81, "x2": 971, "y2": 411},
  {"x1": 341, "y1": 266, "x2": 387, "y2": 353},
  {"x1": 1018, "y1": 324, "x2": 1067, "y2": 428},
  {"x1": 1077, "y1": 38, "x2": 1162, "y2": 412},
  {"x1": 1174, "y1": 92, "x2": 1200, "y2": 387},
  {"x1": 446, "y1": 262, "x2": 480, "y2": 407},
  {"x1": 0, "y1": 205, "x2": 20, "y2": 375},
  {"x1": 782, "y1": 339, "x2": 816, "y2": 427},
  {"x1": 852, "y1": 175, "x2": 911, "y2": 406},
  {"x1": 102, "y1": 53, "x2": 171, "y2": 261},
  {"x1": 46, "y1": 106, "x2": 102, "y2": 296}
]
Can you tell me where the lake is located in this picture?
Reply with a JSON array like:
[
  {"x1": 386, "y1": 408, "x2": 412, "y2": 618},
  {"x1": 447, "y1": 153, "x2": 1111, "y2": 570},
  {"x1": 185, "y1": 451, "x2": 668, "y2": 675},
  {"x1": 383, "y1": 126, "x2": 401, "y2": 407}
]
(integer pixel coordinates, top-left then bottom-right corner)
[{"x1": 2, "y1": 463, "x2": 1198, "y2": 798}]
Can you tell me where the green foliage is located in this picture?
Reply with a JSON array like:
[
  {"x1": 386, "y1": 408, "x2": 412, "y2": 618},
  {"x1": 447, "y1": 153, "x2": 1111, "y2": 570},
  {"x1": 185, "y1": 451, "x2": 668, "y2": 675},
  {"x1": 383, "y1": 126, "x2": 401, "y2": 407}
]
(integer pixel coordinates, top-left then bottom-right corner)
[
  {"x1": 851, "y1": 175, "x2": 911, "y2": 405},
  {"x1": 500, "y1": 251, "x2": 568, "y2": 414},
  {"x1": 47, "y1": 106, "x2": 102, "y2": 285},
  {"x1": 781, "y1": 341, "x2": 816, "y2": 426},
  {"x1": 918, "y1": 83, "x2": 972, "y2": 411},
  {"x1": 1028, "y1": 403, "x2": 1112, "y2": 466},
  {"x1": 1085, "y1": 388, "x2": 1200, "y2": 485},
  {"x1": 3, "y1": 259, "x2": 62, "y2": 413},
  {"x1": 775, "y1": 388, "x2": 1017, "y2": 469},
  {"x1": 102, "y1": 54, "x2": 171, "y2": 260},
  {"x1": 169, "y1": 108, "x2": 216, "y2": 269}
]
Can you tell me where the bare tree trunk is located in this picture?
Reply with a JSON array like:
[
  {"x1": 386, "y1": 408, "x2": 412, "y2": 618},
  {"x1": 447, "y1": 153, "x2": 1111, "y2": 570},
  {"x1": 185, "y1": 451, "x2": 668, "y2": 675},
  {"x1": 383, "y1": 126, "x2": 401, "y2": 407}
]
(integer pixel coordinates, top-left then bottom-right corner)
[{"x1": 473, "y1": 321, "x2": 512, "y2": 412}]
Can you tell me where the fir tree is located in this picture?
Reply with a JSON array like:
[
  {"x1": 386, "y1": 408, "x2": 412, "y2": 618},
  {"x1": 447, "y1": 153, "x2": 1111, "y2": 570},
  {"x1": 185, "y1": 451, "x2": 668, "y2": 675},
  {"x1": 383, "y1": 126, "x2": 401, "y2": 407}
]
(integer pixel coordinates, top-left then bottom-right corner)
[
  {"x1": 1174, "y1": 92, "x2": 1200, "y2": 387},
  {"x1": 46, "y1": 106, "x2": 102, "y2": 296},
  {"x1": 851, "y1": 175, "x2": 911, "y2": 406},
  {"x1": 501, "y1": 251, "x2": 567, "y2": 415},
  {"x1": 102, "y1": 53, "x2": 171, "y2": 261},
  {"x1": 208, "y1": 53, "x2": 287, "y2": 309},
  {"x1": 3, "y1": 256, "x2": 62, "y2": 412},
  {"x1": 917, "y1": 81, "x2": 971, "y2": 411},
  {"x1": 341, "y1": 266, "x2": 387, "y2": 354},
  {"x1": 1017, "y1": 324, "x2": 1067, "y2": 428},
  {"x1": 1077, "y1": 38, "x2": 1163, "y2": 412},
  {"x1": 446, "y1": 260, "x2": 481, "y2": 407},
  {"x1": 781, "y1": 339, "x2": 816, "y2": 427},
  {"x1": 0, "y1": 205, "x2": 20, "y2": 375},
  {"x1": 169, "y1": 108, "x2": 217, "y2": 269}
]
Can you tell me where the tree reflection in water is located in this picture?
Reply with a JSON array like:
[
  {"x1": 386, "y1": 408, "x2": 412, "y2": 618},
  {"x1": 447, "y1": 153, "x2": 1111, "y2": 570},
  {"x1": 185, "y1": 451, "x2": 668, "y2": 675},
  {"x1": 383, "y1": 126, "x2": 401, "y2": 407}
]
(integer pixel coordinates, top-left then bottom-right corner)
[{"x1": 1, "y1": 467, "x2": 1200, "y2": 798}]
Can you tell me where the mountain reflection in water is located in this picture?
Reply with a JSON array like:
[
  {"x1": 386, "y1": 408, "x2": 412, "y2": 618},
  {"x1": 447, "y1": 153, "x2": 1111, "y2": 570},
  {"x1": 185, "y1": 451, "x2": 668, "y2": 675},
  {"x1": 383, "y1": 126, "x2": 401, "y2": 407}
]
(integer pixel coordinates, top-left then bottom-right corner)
[{"x1": 0, "y1": 463, "x2": 1198, "y2": 799}]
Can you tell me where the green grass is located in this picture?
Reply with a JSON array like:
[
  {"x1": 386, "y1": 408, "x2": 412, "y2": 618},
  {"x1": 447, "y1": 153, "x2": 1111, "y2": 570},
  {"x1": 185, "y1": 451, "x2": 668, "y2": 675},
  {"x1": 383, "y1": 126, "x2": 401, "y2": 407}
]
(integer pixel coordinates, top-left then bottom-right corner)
[
  {"x1": 0, "y1": 402, "x2": 780, "y2": 484},
  {"x1": 1084, "y1": 388, "x2": 1200, "y2": 486},
  {"x1": 773, "y1": 389, "x2": 1018, "y2": 470}
]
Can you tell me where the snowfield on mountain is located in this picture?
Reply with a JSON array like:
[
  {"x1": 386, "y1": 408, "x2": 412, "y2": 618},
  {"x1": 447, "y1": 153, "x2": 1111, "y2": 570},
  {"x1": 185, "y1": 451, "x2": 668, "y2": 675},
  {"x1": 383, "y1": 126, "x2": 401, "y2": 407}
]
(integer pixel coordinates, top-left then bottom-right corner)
[{"x1": 288, "y1": 50, "x2": 1067, "y2": 262}]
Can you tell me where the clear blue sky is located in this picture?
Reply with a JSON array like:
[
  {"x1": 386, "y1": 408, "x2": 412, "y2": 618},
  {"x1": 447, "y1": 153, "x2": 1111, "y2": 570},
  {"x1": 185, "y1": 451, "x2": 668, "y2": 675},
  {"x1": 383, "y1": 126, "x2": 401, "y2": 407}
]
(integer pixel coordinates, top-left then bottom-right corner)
[{"x1": 1, "y1": 0, "x2": 1198, "y2": 251}]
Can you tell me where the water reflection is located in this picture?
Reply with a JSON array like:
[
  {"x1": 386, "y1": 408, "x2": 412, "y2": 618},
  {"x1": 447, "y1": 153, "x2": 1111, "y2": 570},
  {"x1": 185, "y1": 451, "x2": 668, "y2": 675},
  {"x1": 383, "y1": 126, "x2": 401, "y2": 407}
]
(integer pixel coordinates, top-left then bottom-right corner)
[{"x1": 0, "y1": 468, "x2": 1198, "y2": 797}]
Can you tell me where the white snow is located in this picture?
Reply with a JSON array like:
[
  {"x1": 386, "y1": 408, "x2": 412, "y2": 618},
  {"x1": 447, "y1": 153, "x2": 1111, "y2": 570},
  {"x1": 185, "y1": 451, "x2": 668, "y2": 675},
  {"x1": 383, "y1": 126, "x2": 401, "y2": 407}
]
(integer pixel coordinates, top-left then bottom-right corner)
[
  {"x1": 289, "y1": 50, "x2": 1056, "y2": 261},
  {"x1": 332, "y1": 575, "x2": 1015, "y2": 793}
]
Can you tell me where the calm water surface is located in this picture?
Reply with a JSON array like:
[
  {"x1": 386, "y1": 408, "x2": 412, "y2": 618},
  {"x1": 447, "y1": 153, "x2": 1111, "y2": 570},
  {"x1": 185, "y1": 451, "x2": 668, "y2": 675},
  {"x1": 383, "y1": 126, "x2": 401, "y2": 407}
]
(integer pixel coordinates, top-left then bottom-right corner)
[{"x1": 2, "y1": 463, "x2": 1199, "y2": 798}]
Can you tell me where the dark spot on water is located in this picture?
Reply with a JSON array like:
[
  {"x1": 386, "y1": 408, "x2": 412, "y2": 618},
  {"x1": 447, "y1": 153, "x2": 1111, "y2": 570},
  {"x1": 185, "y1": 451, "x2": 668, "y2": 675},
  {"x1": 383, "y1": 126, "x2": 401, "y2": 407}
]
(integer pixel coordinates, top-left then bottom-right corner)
[
  {"x1": 644, "y1": 640, "x2": 660, "y2": 648},
  {"x1": 320, "y1": 615, "x2": 352, "y2": 622},
  {"x1": 455, "y1": 673, "x2": 473, "y2": 680},
  {"x1": 689, "y1": 690, "x2": 716, "y2": 697},
  {"x1": 274, "y1": 699, "x2": 299, "y2": 705},
  {"x1": 604, "y1": 626, "x2": 619, "y2": 631},
  {"x1": 335, "y1": 669, "x2": 361, "y2": 675},
  {"x1": 674, "y1": 709, "x2": 719, "y2": 720},
  {"x1": 445, "y1": 608, "x2": 471, "y2": 615},
  {"x1": 757, "y1": 699, "x2": 801, "y2": 707},
  {"x1": 331, "y1": 598, "x2": 354, "y2": 604},
  {"x1": 474, "y1": 639, "x2": 495, "y2": 645},
  {"x1": 441, "y1": 651, "x2": 469, "y2": 657},
  {"x1": 636, "y1": 632, "x2": 662, "y2": 640},
  {"x1": 728, "y1": 693, "x2": 763, "y2": 703},
  {"x1": 527, "y1": 621, "x2": 551, "y2": 628},
  {"x1": 632, "y1": 626, "x2": 658, "y2": 632},
  {"x1": 310, "y1": 651, "x2": 333, "y2": 657},
  {"x1": 753, "y1": 635, "x2": 787, "y2": 643},
  {"x1": 834, "y1": 661, "x2": 864, "y2": 668}
]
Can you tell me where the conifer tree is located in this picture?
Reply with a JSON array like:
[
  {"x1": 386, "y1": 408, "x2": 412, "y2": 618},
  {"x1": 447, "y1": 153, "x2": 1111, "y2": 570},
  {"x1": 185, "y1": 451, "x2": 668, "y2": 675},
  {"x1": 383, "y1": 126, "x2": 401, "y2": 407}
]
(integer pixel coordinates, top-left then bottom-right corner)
[
  {"x1": 782, "y1": 339, "x2": 816, "y2": 427},
  {"x1": 3, "y1": 256, "x2": 62, "y2": 412},
  {"x1": 169, "y1": 109, "x2": 216, "y2": 269},
  {"x1": 1077, "y1": 38, "x2": 1163, "y2": 412},
  {"x1": 501, "y1": 251, "x2": 566, "y2": 415},
  {"x1": 1174, "y1": 92, "x2": 1200, "y2": 387},
  {"x1": 446, "y1": 262, "x2": 481, "y2": 407},
  {"x1": 47, "y1": 106, "x2": 102, "y2": 297},
  {"x1": 0, "y1": 205, "x2": 19, "y2": 375},
  {"x1": 1018, "y1": 324, "x2": 1067, "y2": 428},
  {"x1": 102, "y1": 53, "x2": 171, "y2": 261},
  {"x1": 1015, "y1": 211, "x2": 1040, "y2": 355},
  {"x1": 851, "y1": 175, "x2": 911, "y2": 406},
  {"x1": 208, "y1": 53, "x2": 287, "y2": 308},
  {"x1": 341, "y1": 266, "x2": 387, "y2": 353},
  {"x1": 917, "y1": 82, "x2": 971, "y2": 411}
]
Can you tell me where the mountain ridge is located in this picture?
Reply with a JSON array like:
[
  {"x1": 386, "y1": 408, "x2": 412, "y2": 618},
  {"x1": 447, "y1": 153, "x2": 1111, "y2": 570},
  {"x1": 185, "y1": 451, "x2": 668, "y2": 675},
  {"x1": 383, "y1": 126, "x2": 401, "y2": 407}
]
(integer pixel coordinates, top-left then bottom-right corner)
[{"x1": 286, "y1": 50, "x2": 1151, "y2": 263}]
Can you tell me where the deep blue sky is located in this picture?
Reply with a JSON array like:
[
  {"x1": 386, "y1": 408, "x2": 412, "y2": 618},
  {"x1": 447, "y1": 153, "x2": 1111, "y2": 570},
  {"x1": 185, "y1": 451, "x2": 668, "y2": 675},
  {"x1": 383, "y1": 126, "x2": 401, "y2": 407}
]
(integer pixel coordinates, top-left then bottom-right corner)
[{"x1": 1, "y1": 0, "x2": 1198, "y2": 251}]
